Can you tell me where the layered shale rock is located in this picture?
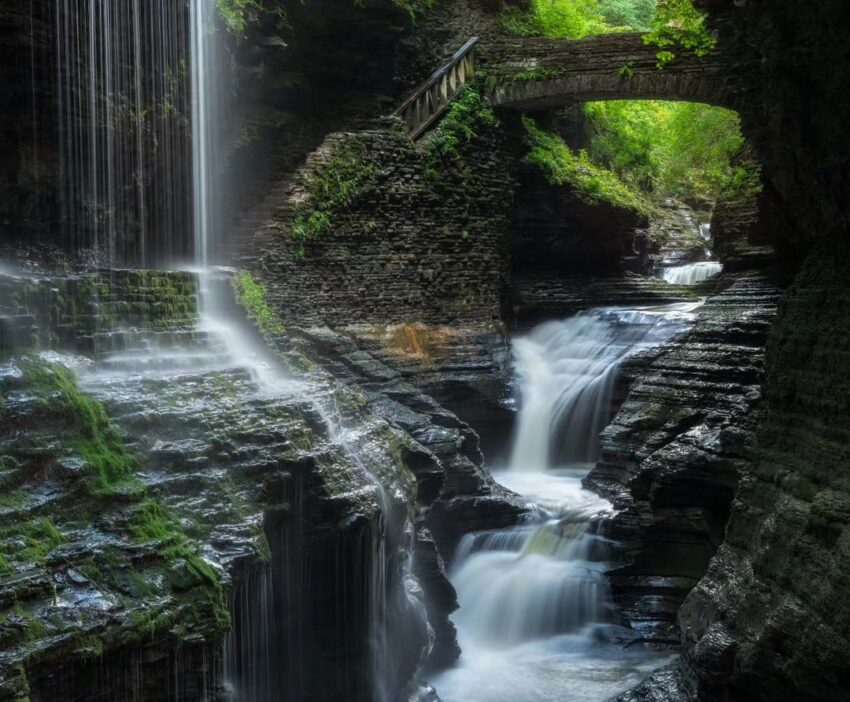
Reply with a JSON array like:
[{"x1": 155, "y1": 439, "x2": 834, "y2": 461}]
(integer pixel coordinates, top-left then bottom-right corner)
[
  {"x1": 651, "y1": 200, "x2": 711, "y2": 268},
  {"x1": 509, "y1": 273, "x2": 703, "y2": 330},
  {"x1": 510, "y1": 165, "x2": 652, "y2": 277},
  {"x1": 285, "y1": 322, "x2": 530, "y2": 670},
  {"x1": 670, "y1": 238, "x2": 850, "y2": 701},
  {"x1": 586, "y1": 273, "x2": 781, "y2": 642}
]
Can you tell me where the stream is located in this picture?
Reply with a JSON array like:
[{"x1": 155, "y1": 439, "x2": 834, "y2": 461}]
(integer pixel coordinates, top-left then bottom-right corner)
[{"x1": 432, "y1": 303, "x2": 700, "y2": 702}]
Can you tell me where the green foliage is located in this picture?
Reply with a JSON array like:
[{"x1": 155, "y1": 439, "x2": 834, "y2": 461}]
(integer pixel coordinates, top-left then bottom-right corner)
[
  {"x1": 644, "y1": 0, "x2": 716, "y2": 67},
  {"x1": 216, "y1": 0, "x2": 284, "y2": 35},
  {"x1": 582, "y1": 100, "x2": 759, "y2": 203},
  {"x1": 426, "y1": 86, "x2": 498, "y2": 169},
  {"x1": 291, "y1": 142, "x2": 378, "y2": 258},
  {"x1": 499, "y1": 0, "x2": 712, "y2": 68},
  {"x1": 500, "y1": 0, "x2": 655, "y2": 38},
  {"x1": 522, "y1": 116, "x2": 652, "y2": 215},
  {"x1": 19, "y1": 357, "x2": 139, "y2": 495},
  {"x1": 232, "y1": 272, "x2": 285, "y2": 335},
  {"x1": 387, "y1": 0, "x2": 434, "y2": 21},
  {"x1": 500, "y1": 0, "x2": 608, "y2": 39},
  {"x1": 599, "y1": 0, "x2": 655, "y2": 30}
]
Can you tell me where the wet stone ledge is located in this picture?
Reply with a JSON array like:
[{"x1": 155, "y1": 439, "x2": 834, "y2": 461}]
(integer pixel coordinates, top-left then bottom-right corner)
[{"x1": 586, "y1": 272, "x2": 782, "y2": 643}]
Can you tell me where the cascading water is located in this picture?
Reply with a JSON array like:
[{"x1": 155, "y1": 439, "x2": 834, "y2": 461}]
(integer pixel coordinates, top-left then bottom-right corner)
[
  {"x1": 14, "y1": 3, "x2": 421, "y2": 701},
  {"x1": 662, "y1": 261, "x2": 723, "y2": 286},
  {"x1": 432, "y1": 303, "x2": 700, "y2": 702},
  {"x1": 190, "y1": 0, "x2": 226, "y2": 276},
  {"x1": 46, "y1": 0, "x2": 194, "y2": 264},
  {"x1": 510, "y1": 304, "x2": 701, "y2": 471}
]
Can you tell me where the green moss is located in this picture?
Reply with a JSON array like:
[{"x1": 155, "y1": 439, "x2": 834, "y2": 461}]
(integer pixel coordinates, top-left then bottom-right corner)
[
  {"x1": 0, "y1": 517, "x2": 64, "y2": 570},
  {"x1": 0, "y1": 490, "x2": 25, "y2": 510},
  {"x1": 18, "y1": 357, "x2": 140, "y2": 496},
  {"x1": 126, "y1": 500, "x2": 229, "y2": 632},
  {"x1": 522, "y1": 115, "x2": 653, "y2": 216},
  {"x1": 290, "y1": 142, "x2": 379, "y2": 258},
  {"x1": 129, "y1": 501, "x2": 221, "y2": 589},
  {"x1": 232, "y1": 272, "x2": 285, "y2": 335},
  {"x1": 72, "y1": 635, "x2": 105, "y2": 660},
  {"x1": 1, "y1": 354, "x2": 230, "y2": 661},
  {"x1": 13, "y1": 604, "x2": 49, "y2": 642}
]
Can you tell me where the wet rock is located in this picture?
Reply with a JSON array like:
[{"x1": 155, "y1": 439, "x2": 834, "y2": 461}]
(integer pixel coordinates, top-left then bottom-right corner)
[
  {"x1": 510, "y1": 272, "x2": 703, "y2": 330},
  {"x1": 586, "y1": 272, "x2": 781, "y2": 642},
  {"x1": 671, "y1": 237, "x2": 850, "y2": 701},
  {"x1": 650, "y1": 199, "x2": 710, "y2": 267}
]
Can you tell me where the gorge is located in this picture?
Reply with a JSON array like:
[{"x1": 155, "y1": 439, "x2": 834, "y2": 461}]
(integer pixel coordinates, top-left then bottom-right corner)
[{"x1": 1, "y1": 1, "x2": 849, "y2": 702}]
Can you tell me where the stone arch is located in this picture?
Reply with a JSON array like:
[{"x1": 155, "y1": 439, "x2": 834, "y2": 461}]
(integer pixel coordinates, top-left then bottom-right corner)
[{"x1": 478, "y1": 33, "x2": 751, "y2": 111}]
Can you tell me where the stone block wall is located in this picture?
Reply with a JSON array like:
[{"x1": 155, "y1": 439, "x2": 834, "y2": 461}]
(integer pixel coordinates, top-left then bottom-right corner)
[{"x1": 242, "y1": 118, "x2": 522, "y2": 327}]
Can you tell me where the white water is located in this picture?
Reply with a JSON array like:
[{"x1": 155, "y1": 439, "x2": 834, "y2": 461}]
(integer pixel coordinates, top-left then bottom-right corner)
[
  {"x1": 662, "y1": 261, "x2": 723, "y2": 286},
  {"x1": 48, "y1": 0, "x2": 192, "y2": 264},
  {"x1": 509, "y1": 303, "x2": 701, "y2": 471},
  {"x1": 433, "y1": 304, "x2": 699, "y2": 702},
  {"x1": 191, "y1": 0, "x2": 223, "y2": 276}
]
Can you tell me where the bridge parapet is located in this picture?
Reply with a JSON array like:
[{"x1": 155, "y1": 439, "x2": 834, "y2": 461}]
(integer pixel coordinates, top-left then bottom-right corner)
[
  {"x1": 392, "y1": 33, "x2": 754, "y2": 140},
  {"x1": 478, "y1": 33, "x2": 754, "y2": 110},
  {"x1": 394, "y1": 37, "x2": 479, "y2": 139}
]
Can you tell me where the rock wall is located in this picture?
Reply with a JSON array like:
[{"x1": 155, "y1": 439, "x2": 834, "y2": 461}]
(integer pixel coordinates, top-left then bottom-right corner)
[
  {"x1": 698, "y1": 0, "x2": 850, "y2": 265},
  {"x1": 673, "y1": 238, "x2": 850, "y2": 701},
  {"x1": 586, "y1": 273, "x2": 780, "y2": 643},
  {"x1": 711, "y1": 187, "x2": 777, "y2": 273},
  {"x1": 617, "y1": 3, "x2": 850, "y2": 700},
  {"x1": 240, "y1": 119, "x2": 521, "y2": 327},
  {"x1": 0, "y1": 270, "x2": 440, "y2": 702},
  {"x1": 510, "y1": 165, "x2": 651, "y2": 276}
]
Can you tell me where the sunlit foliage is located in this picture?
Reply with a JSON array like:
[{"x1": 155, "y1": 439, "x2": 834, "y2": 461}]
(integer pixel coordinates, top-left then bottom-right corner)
[
  {"x1": 499, "y1": 0, "x2": 714, "y2": 65},
  {"x1": 523, "y1": 116, "x2": 653, "y2": 215},
  {"x1": 583, "y1": 101, "x2": 759, "y2": 204},
  {"x1": 644, "y1": 0, "x2": 716, "y2": 67}
]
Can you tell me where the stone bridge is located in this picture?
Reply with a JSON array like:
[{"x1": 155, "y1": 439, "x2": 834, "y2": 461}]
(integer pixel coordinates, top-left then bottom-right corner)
[{"x1": 478, "y1": 32, "x2": 754, "y2": 111}]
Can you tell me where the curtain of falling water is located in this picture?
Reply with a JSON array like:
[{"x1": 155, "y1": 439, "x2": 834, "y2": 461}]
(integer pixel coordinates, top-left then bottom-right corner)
[
  {"x1": 46, "y1": 0, "x2": 192, "y2": 265},
  {"x1": 190, "y1": 0, "x2": 223, "y2": 275}
]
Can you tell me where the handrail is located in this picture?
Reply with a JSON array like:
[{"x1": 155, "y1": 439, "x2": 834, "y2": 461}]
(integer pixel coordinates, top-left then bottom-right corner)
[{"x1": 393, "y1": 37, "x2": 479, "y2": 140}]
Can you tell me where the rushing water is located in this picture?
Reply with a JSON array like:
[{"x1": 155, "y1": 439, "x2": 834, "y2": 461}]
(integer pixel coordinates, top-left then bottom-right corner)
[
  {"x1": 510, "y1": 304, "x2": 701, "y2": 471},
  {"x1": 432, "y1": 303, "x2": 699, "y2": 702},
  {"x1": 45, "y1": 0, "x2": 194, "y2": 264},
  {"x1": 662, "y1": 261, "x2": 723, "y2": 286}
]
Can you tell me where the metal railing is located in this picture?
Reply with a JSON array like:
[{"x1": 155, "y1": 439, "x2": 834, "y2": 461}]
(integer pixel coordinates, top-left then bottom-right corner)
[{"x1": 394, "y1": 37, "x2": 479, "y2": 140}]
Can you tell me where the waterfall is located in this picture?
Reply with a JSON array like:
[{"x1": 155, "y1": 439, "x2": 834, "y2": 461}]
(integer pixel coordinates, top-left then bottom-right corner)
[
  {"x1": 190, "y1": 0, "x2": 225, "y2": 275},
  {"x1": 509, "y1": 304, "x2": 700, "y2": 471},
  {"x1": 432, "y1": 303, "x2": 698, "y2": 702},
  {"x1": 662, "y1": 261, "x2": 723, "y2": 286},
  {"x1": 48, "y1": 0, "x2": 193, "y2": 264}
]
